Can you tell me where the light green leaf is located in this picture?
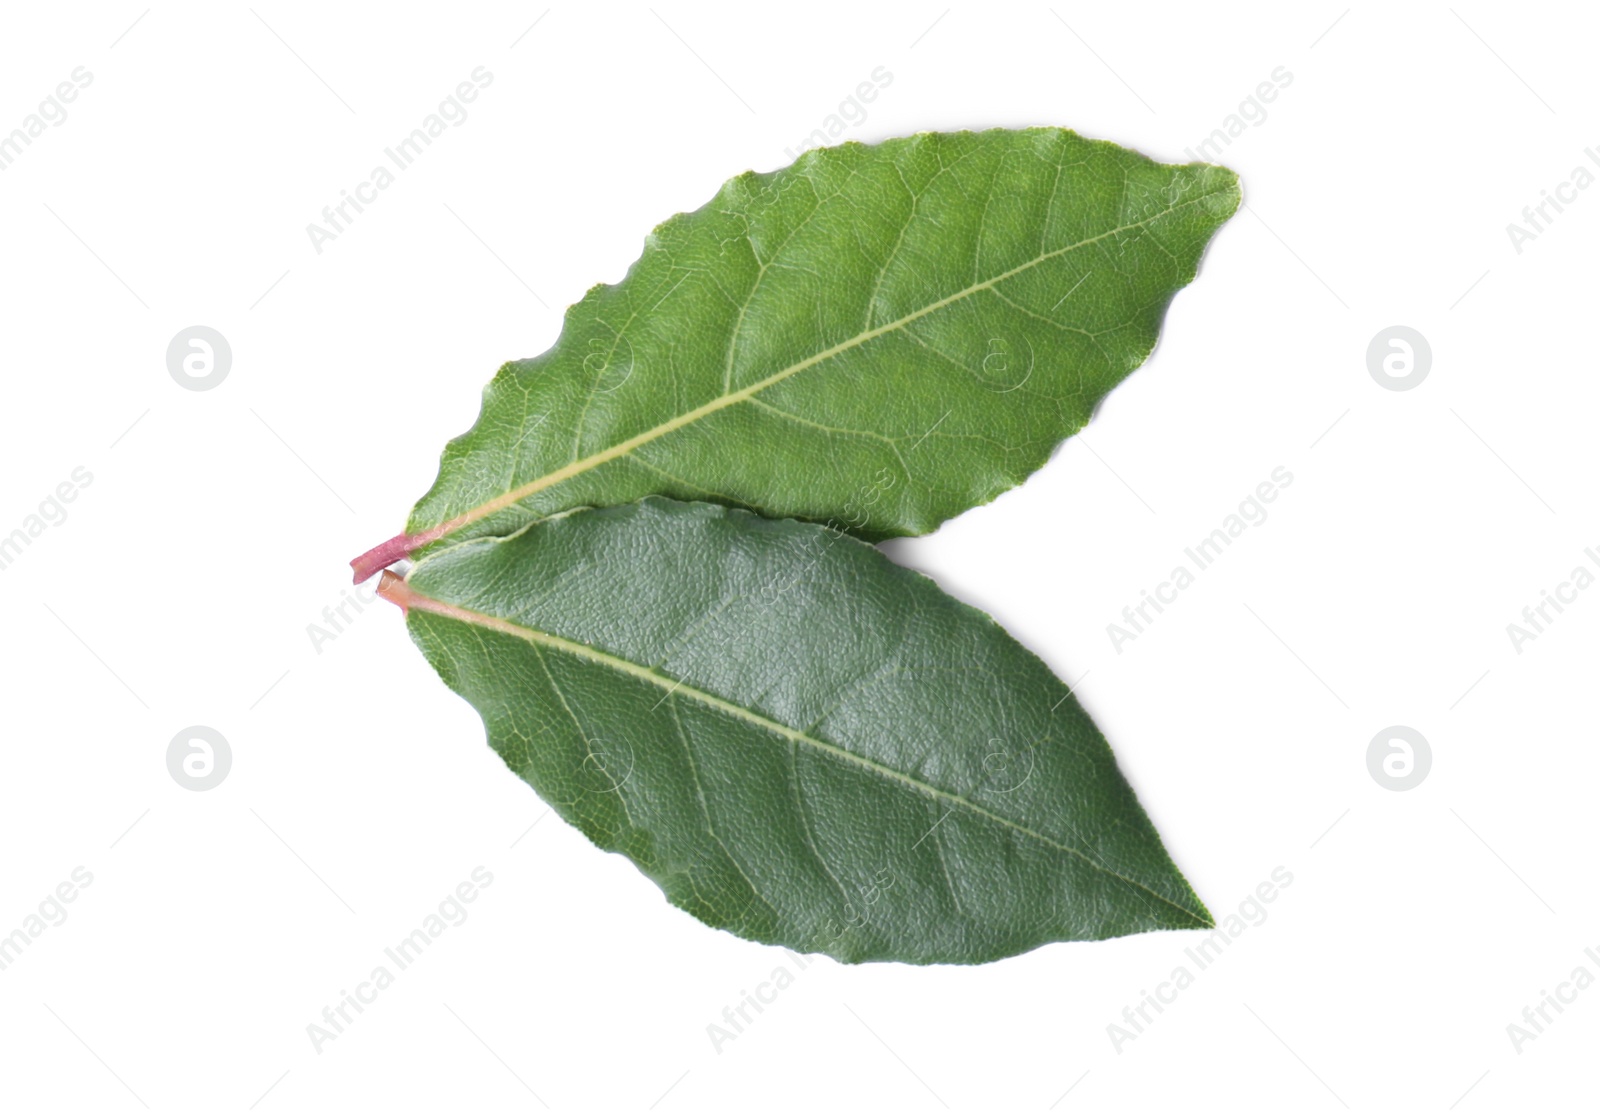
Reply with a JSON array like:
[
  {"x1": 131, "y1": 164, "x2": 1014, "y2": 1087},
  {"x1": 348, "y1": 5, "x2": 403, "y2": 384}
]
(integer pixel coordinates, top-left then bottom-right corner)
[
  {"x1": 387, "y1": 498, "x2": 1210, "y2": 964},
  {"x1": 352, "y1": 128, "x2": 1236, "y2": 579}
]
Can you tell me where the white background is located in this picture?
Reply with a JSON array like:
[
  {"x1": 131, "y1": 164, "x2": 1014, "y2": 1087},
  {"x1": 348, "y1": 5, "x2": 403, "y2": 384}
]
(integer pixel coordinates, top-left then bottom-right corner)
[{"x1": 1, "y1": 2, "x2": 1594, "y2": 1115}]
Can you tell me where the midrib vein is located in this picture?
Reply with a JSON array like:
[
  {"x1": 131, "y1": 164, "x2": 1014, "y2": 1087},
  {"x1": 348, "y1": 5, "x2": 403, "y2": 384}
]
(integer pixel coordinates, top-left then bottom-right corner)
[
  {"x1": 424, "y1": 189, "x2": 1229, "y2": 542},
  {"x1": 400, "y1": 579, "x2": 1206, "y2": 924}
]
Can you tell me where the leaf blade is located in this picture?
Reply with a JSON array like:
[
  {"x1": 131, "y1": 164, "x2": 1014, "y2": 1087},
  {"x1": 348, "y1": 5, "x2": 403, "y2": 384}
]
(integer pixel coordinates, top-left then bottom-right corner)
[
  {"x1": 377, "y1": 129, "x2": 1236, "y2": 572},
  {"x1": 396, "y1": 498, "x2": 1210, "y2": 964}
]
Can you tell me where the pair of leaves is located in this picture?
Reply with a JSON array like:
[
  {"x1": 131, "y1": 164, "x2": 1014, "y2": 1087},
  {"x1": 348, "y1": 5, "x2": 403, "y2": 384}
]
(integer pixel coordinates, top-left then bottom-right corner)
[{"x1": 363, "y1": 128, "x2": 1238, "y2": 963}]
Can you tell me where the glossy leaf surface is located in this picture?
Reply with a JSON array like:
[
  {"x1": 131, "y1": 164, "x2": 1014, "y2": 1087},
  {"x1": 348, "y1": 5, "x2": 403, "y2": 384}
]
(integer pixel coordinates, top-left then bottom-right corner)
[
  {"x1": 393, "y1": 498, "x2": 1210, "y2": 963},
  {"x1": 361, "y1": 129, "x2": 1237, "y2": 578}
]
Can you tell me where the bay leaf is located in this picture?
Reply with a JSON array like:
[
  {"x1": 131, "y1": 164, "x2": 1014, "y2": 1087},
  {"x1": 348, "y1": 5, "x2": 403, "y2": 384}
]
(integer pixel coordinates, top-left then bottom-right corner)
[
  {"x1": 353, "y1": 128, "x2": 1237, "y2": 579},
  {"x1": 385, "y1": 497, "x2": 1210, "y2": 964}
]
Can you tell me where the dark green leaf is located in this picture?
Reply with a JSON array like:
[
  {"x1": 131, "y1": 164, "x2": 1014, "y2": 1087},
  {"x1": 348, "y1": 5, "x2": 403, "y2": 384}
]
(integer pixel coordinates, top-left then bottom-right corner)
[{"x1": 388, "y1": 498, "x2": 1210, "y2": 964}]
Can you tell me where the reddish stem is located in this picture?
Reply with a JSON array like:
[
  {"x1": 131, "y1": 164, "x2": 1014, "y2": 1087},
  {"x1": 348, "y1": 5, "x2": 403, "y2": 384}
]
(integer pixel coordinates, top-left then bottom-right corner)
[
  {"x1": 351, "y1": 512, "x2": 478, "y2": 582},
  {"x1": 376, "y1": 569, "x2": 415, "y2": 611},
  {"x1": 350, "y1": 534, "x2": 415, "y2": 583},
  {"x1": 351, "y1": 525, "x2": 451, "y2": 583}
]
